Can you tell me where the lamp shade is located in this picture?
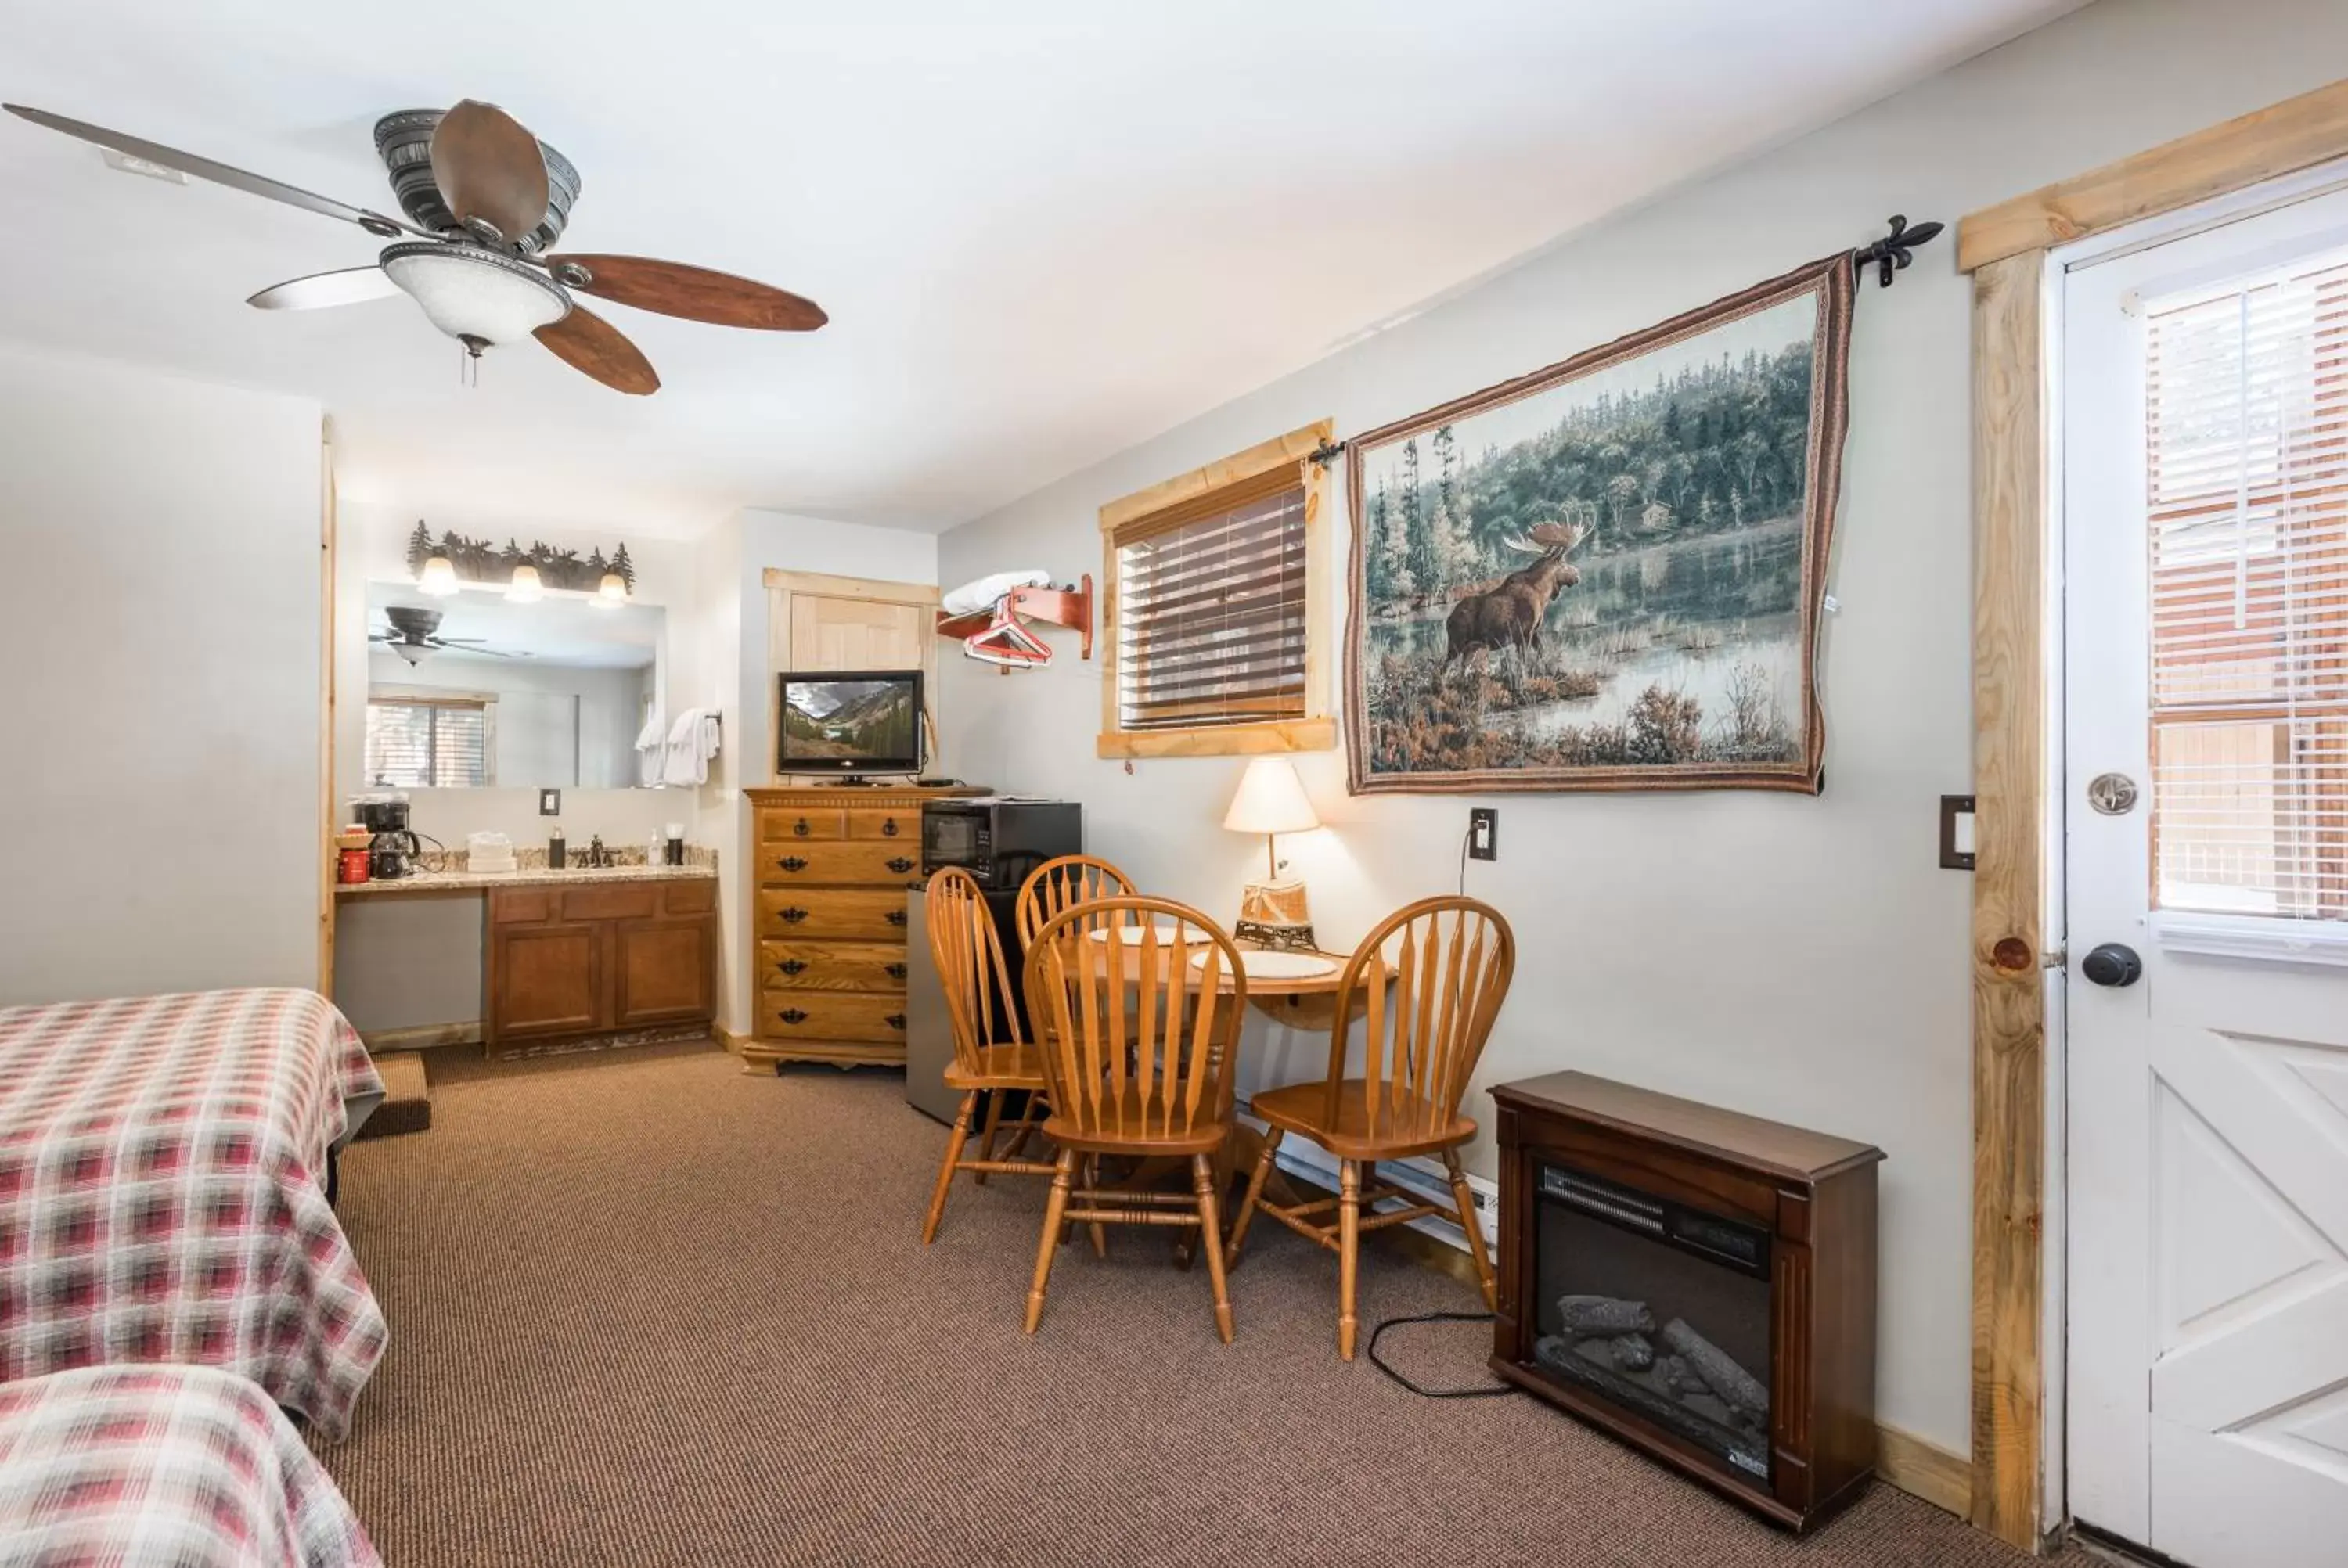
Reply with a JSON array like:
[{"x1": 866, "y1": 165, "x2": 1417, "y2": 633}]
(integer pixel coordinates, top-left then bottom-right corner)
[
  {"x1": 1223, "y1": 757, "x2": 1320, "y2": 836},
  {"x1": 380, "y1": 243, "x2": 569, "y2": 347},
  {"x1": 416, "y1": 554, "x2": 459, "y2": 595},
  {"x1": 505, "y1": 563, "x2": 544, "y2": 603}
]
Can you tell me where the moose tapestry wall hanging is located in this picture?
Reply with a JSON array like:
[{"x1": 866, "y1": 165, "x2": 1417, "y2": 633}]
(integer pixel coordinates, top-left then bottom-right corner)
[{"x1": 1343, "y1": 251, "x2": 1856, "y2": 796}]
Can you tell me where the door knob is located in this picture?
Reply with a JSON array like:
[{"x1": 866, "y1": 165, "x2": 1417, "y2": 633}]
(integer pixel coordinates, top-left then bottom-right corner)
[{"x1": 2081, "y1": 943, "x2": 2142, "y2": 987}]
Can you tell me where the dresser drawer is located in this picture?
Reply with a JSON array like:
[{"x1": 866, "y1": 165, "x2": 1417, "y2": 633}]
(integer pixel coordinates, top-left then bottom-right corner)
[
  {"x1": 760, "y1": 807, "x2": 845, "y2": 843},
  {"x1": 762, "y1": 992, "x2": 908, "y2": 1045},
  {"x1": 761, "y1": 940, "x2": 911, "y2": 994},
  {"x1": 758, "y1": 842, "x2": 921, "y2": 887},
  {"x1": 758, "y1": 888, "x2": 910, "y2": 941},
  {"x1": 844, "y1": 808, "x2": 917, "y2": 843}
]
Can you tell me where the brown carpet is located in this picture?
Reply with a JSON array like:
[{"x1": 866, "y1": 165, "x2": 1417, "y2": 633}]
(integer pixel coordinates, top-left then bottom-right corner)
[{"x1": 323, "y1": 1044, "x2": 2074, "y2": 1567}]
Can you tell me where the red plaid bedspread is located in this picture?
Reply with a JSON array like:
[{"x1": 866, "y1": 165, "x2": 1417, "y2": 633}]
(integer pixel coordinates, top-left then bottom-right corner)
[
  {"x1": 0, "y1": 989, "x2": 388, "y2": 1440},
  {"x1": 0, "y1": 1364, "x2": 380, "y2": 1567}
]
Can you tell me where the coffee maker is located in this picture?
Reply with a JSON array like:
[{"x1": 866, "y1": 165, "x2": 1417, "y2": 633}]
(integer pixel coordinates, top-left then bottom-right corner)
[{"x1": 352, "y1": 795, "x2": 420, "y2": 880}]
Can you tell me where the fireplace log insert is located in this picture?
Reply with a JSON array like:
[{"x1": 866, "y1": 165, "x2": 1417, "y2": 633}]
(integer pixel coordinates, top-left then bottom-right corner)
[{"x1": 1489, "y1": 1071, "x2": 1884, "y2": 1534}]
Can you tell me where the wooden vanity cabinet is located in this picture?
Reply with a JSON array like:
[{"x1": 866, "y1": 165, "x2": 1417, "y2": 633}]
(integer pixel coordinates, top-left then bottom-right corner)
[{"x1": 488, "y1": 878, "x2": 716, "y2": 1048}]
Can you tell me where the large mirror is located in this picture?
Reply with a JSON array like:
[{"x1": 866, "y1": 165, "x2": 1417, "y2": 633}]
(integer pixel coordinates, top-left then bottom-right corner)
[{"x1": 361, "y1": 583, "x2": 665, "y2": 789}]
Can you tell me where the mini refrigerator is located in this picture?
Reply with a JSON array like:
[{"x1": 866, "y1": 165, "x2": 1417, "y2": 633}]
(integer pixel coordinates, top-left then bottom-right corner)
[{"x1": 903, "y1": 883, "x2": 1028, "y2": 1125}]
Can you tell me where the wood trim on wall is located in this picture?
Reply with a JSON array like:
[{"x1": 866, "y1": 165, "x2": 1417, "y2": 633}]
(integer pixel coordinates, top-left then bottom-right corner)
[
  {"x1": 1966, "y1": 250, "x2": 2051, "y2": 1551},
  {"x1": 1956, "y1": 74, "x2": 2348, "y2": 1556},
  {"x1": 1958, "y1": 77, "x2": 2348, "y2": 272},
  {"x1": 1879, "y1": 1424, "x2": 1976, "y2": 1519},
  {"x1": 763, "y1": 569, "x2": 942, "y2": 787},
  {"x1": 1096, "y1": 419, "x2": 1336, "y2": 761},
  {"x1": 318, "y1": 426, "x2": 337, "y2": 998}
]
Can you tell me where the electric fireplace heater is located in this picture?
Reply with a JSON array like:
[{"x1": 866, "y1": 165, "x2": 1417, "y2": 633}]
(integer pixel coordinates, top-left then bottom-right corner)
[{"x1": 1489, "y1": 1071, "x2": 1885, "y2": 1534}]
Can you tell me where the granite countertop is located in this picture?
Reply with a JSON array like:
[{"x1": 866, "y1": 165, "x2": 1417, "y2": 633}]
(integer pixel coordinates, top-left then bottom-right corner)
[{"x1": 336, "y1": 863, "x2": 718, "y2": 897}]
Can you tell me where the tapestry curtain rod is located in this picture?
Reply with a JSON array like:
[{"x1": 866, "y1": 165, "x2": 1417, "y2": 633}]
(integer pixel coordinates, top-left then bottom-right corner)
[{"x1": 1306, "y1": 214, "x2": 1943, "y2": 469}]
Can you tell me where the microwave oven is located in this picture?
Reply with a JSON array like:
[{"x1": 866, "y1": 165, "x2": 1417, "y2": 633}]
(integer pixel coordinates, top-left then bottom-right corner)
[{"x1": 921, "y1": 799, "x2": 1082, "y2": 890}]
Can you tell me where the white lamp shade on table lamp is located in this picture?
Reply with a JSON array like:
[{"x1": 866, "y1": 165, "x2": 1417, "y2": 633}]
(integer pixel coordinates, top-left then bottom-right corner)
[
  {"x1": 1223, "y1": 757, "x2": 1320, "y2": 951},
  {"x1": 1223, "y1": 757, "x2": 1320, "y2": 837}
]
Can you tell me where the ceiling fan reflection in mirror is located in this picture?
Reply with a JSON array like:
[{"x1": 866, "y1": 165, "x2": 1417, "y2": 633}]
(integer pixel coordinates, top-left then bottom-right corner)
[
  {"x1": 372, "y1": 606, "x2": 524, "y2": 665},
  {"x1": 2, "y1": 99, "x2": 826, "y2": 395}
]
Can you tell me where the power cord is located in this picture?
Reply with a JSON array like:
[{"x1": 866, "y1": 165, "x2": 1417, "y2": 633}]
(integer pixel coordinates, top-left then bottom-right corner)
[
  {"x1": 1366, "y1": 1311, "x2": 1522, "y2": 1400},
  {"x1": 1457, "y1": 822, "x2": 1472, "y2": 896}
]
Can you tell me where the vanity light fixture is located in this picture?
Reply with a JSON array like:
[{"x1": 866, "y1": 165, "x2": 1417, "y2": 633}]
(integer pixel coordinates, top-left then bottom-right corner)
[
  {"x1": 591, "y1": 570, "x2": 629, "y2": 608},
  {"x1": 416, "y1": 552, "x2": 460, "y2": 596},
  {"x1": 506, "y1": 563, "x2": 545, "y2": 603}
]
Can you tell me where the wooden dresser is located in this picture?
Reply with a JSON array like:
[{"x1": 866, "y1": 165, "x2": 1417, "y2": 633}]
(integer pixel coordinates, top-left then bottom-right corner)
[{"x1": 744, "y1": 786, "x2": 978, "y2": 1071}]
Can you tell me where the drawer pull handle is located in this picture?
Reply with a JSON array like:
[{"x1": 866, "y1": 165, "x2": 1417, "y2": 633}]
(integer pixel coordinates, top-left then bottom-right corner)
[
  {"x1": 885, "y1": 962, "x2": 907, "y2": 980},
  {"x1": 886, "y1": 857, "x2": 915, "y2": 874},
  {"x1": 779, "y1": 856, "x2": 808, "y2": 872},
  {"x1": 780, "y1": 907, "x2": 809, "y2": 924},
  {"x1": 885, "y1": 910, "x2": 907, "y2": 927},
  {"x1": 881, "y1": 818, "x2": 899, "y2": 837},
  {"x1": 777, "y1": 959, "x2": 808, "y2": 976},
  {"x1": 885, "y1": 1013, "x2": 906, "y2": 1031},
  {"x1": 779, "y1": 1008, "x2": 808, "y2": 1025},
  {"x1": 794, "y1": 818, "x2": 810, "y2": 837}
]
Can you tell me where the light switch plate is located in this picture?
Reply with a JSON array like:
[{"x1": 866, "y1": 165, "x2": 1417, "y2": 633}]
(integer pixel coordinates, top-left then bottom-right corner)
[
  {"x1": 1468, "y1": 807, "x2": 1498, "y2": 861},
  {"x1": 540, "y1": 788, "x2": 562, "y2": 817}
]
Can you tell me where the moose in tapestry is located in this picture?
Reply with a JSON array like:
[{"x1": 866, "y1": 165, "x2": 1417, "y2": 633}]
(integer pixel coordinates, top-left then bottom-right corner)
[{"x1": 1345, "y1": 255, "x2": 1853, "y2": 796}]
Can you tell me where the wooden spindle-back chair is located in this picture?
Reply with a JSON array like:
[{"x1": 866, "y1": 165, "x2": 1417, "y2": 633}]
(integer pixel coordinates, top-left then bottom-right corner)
[
  {"x1": 1013, "y1": 854, "x2": 1136, "y2": 948},
  {"x1": 1018, "y1": 896, "x2": 1248, "y2": 1342},
  {"x1": 1225, "y1": 897, "x2": 1515, "y2": 1357},
  {"x1": 919, "y1": 868, "x2": 1057, "y2": 1245}
]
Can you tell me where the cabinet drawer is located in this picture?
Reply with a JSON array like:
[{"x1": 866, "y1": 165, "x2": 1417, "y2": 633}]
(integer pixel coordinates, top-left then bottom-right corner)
[
  {"x1": 758, "y1": 888, "x2": 911, "y2": 941},
  {"x1": 663, "y1": 878, "x2": 716, "y2": 915},
  {"x1": 762, "y1": 991, "x2": 907, "y2": 1044},
  {"x1": 560, "y1": 884, "x2": 658, "y2": 922},
  {"x1": 758, "y1": 842, "x2": 921, "y2": 886},
  {"x1": 844, "y1": 808, "x2": 917, "y2": 843},
  {"x1": 761, "y1": 940, "x2": 911, "y2": 994},
  {"x1": 492, "y1": 886, "x2": 555, "y2": 924},
  {"x1": 760, "y1": 807, "x2": 845, "y2": 843}
]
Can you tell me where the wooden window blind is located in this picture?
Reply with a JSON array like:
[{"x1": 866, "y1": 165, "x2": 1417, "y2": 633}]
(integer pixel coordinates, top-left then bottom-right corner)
[
  {"x1": 365, "y1": 696, "x2": 492, "y2": 789},
  {"x1": 2146, "y1": 244, "x2": 2348, "y2": 919},
  {"x1": 1114, "y1": 467, "x2": 1309, "y2": 732}
]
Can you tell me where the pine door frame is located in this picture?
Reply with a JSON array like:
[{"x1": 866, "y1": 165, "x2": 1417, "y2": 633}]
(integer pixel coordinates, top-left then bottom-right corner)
[
  {"x1": 1957, "y1": 75, "x2": 2348, "y2": 1554},
  {"x1": 762, "y1": 568, "x2": 942, "y2": 787}
]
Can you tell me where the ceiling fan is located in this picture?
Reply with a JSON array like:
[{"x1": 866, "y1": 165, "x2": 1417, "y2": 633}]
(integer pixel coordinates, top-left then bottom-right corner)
[
  {"x1": 372, "y1": 606, "x2": 521, "y2": 665},
  {"x1": 1, "y1": 99, "x2": 826, "y2": 394}
]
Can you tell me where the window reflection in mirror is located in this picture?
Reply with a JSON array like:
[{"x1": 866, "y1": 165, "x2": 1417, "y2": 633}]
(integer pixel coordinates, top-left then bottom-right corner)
[{"x1": 362, "y1": 583, "x2": 664, "y2": 789}]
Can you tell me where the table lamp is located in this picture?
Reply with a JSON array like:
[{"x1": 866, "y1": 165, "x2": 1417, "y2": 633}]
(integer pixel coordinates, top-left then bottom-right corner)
[{"x1": 1223, "y1": 756, "x2": 1320, "y2": 951}]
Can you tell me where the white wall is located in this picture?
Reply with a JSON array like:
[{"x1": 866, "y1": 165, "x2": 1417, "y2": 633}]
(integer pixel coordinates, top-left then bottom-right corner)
[
  {"x1": 933, "y1": 0, "x2": 2348, "y2": 1455},
  {"x1": 0, "y1": 343, "x2": 323, "y2": 1004}
]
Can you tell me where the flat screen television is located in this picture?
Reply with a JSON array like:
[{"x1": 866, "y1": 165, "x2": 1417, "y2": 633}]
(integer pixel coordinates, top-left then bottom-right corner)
[{"x1": 776, "y1": 669, "x2": 924, "y2": 775}]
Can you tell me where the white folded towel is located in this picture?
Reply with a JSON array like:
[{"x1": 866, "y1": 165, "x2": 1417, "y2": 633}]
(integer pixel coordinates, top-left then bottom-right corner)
[
  {"x1": 661, "y1": 707, "x2": 722, "y2": 787},
  {"x1": 633, "y1": 705, "x2": 668, "y2": 787},
  {"x1": 942, "y1": 569, "x2": 1050, "y2": 618}
]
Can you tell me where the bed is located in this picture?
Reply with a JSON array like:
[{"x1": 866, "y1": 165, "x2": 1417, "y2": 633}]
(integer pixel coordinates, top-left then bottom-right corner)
[
  {"x1": 0, "y1": 988, "x2": 389, "y2": 1440},
  {"x1": 0, "y1": 1364, "x2": 380, "y2": 1567}
]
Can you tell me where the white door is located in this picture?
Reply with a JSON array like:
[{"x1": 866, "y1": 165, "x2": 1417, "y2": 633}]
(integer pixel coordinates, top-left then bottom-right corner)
[{"x1": 2066, "y1": 185, "x2": 2348, "y2": 1568}]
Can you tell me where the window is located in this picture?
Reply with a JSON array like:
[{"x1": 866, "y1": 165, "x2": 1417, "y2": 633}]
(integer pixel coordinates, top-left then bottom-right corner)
[
  {"x1": 2146, "y1": 244, "x2": 2348, "y2": 919},
  {"x1": 1097, "y1": 422, "x2": 1336, "y2": 758},
  {"x1": 365, "y1": 696, "x2": 492, "y2": 788}
]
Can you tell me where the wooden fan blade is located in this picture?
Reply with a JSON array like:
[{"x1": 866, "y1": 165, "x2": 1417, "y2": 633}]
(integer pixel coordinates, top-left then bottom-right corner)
[
  {"x1": 4, "y1": 103, "x2": 427, "y2": 236},
  {"x1": 544, "y1": 254, "x2": 827, "y2": 331},
  {"x1": 430, "y1": 99, "x2": 548, "y2": 246},
  {"x1": 535, "y1": 305, "x2": 660, "y2": 396},
  {"x1": 247, "y1": 266, "x2": 400, "y2": 311}
]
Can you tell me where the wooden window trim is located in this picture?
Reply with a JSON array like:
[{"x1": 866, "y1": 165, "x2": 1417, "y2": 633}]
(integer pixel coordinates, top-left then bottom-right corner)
[
  {"x1": 1097, "y1": 419, "x2": 1338, "y2": 760},
  {"x1": 1957, "y1": 74, "x2": 2348, "y2": 1555}
]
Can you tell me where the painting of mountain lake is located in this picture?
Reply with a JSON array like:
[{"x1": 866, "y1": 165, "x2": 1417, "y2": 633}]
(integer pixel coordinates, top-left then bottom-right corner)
[{"x1": 1344, "y1": 254, "x2": 1853, "y2": 795}]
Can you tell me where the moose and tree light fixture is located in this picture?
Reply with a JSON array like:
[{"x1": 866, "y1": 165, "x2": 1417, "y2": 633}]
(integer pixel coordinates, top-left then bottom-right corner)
[{"x1": 405, "y1": 520, "x2": 636, "y2": 596}]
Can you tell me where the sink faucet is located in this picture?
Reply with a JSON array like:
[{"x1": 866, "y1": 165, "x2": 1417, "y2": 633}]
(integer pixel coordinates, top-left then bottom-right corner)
[{"x1": 585, "y1": 834, "x2": 612, "y2": 869}]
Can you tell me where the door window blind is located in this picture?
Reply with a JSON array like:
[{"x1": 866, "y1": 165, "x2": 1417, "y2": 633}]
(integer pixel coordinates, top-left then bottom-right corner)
[
  {"x1": 365, "y1": 697, "x2": 492, "y2": 788},
  {"x1": 2146, "y1": 244, "x2": 2348, "y2": 919},
  {"x1": 1114, "y1": 471, "x2": 1308, "y2": 732}
]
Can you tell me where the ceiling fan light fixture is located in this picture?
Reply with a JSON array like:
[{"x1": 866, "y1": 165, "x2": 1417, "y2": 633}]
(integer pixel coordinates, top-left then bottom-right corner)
[
  {"x1": 417, "y1": 553, "x2": 460, "y2": 595},
  {"x1": 379, "y1": 242, "x2": 568, "y2": 347},
  {"x1": 506, "y1": 563, "x2": 544, "y2": 603},
  {"x1": 592, "y1": 570, "x2": 628, "y2": 606},
  {"x1": 391, "y1": 640, "x2": 433, "y2": 666}
]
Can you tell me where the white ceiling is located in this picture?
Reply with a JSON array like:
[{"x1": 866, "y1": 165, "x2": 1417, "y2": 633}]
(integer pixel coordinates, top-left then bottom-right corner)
[{"x1": 0, "y1": 1, "x2": 2078, "y2": 536}]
